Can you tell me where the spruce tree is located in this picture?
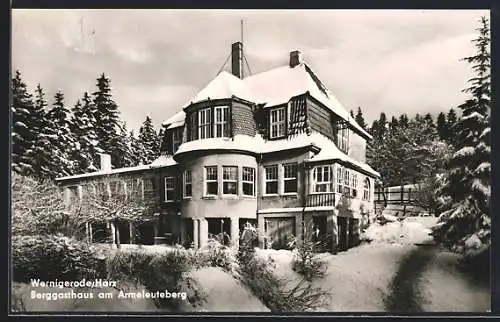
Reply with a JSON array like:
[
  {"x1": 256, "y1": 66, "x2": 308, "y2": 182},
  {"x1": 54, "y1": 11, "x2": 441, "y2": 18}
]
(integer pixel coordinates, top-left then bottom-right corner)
[
  {"x1": 138, "y1": 116, "x2": 160, "y2": 164},
  {"x1": 130, "y1": 130, "x2": 146, "y2": 165},
  {"x1": 398, "y1": 113, "x2": 409, "y2": 128},
  {"x1": 47, "y1": 91, "x2": 76, "y2": 176},
  {"x1": 437, "y1": 112, "x2": 448, "y2": 141},
  {"x1": 70, "y1": 93, "x2": 100, "y2": 173},
  {"x1": 354, "y1": 107, "x2": 367, "y2": 130},
  {"x1": 93, "y1": 73, "x2": 121, "y2": 167},
  {"x1": 108, "y1": 122, "x2": 134, "y2": 168},
  {"x1": 446, "y1": 108, "x2": 458, "y2": 146},
  {"x1": 11, "y1": 70, "x2": 36, "y2": 176},
  {"x1": 433, "y1": 16, "x2": 491, "y2": 254},
  {"x1": 31, "y1": 84, "x2": 55, "y2": 179}
]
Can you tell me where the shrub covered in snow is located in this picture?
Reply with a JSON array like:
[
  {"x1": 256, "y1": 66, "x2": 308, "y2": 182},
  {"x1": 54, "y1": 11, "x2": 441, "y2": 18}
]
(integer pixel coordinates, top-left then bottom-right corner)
[
  {"x1": 196, "y1": 239, "x2": 238, "y2": 274},
  {"x1": 12, "y1": 234, "x2": 105, "y2": 282},
  {"x1": 237, "y1": 241, "x2": 330, "y2": 312},
  {"x1": 292, "y1": 240, "x2": 327, "y2": 281},
  {"x1": 362, "y1": 220, "x2": 433, "y2": 245}
]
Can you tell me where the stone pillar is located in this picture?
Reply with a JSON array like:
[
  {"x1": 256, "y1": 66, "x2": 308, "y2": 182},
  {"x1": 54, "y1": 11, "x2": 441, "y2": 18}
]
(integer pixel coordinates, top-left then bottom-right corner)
[
  {"x1": 199, "y1": 218, "x2": 208, "y2": 248},
  {"x1": 180, "y1": 219, "x2": 186, "y2": 246},
  {"x1": 193, "y1": 219, "x2": 199, "y2": 249},
  {"x1": 329, "y1": 210, "x2": 339, "y2": 252},
  {"x1": 230, "y1": 217, "x2": 239, "y2": 247},
  {"x1": 295, "y1": 212, "x2": 303, "y2": 246},
  {"x1": 257, "y1": 214, "x2": 265, "y2": 248}
]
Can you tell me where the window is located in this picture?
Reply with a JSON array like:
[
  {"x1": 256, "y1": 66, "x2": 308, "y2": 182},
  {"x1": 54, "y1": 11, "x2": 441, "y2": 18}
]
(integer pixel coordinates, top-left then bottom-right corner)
[
  {"x1": 205, "y1": 166, "x2": 218, "y2": 196},
  {"x1": 242, "y1": 167, "x2": 255, "y2": 196},
  {"x1": 164, "y1": 177, "x2": 175, "y2": 202},
  {"x1": 189, "y1": 112, "x2": 197, "y2": 141},
  {"x1": 337, "y1": 166, "x2": 343, "y2": 193},
  {"x1": 198, "y1": 108, "x2": 212, "y2": 139},
  {"x1": 363, "y1": 178, "x2": 371, "y2": 201},
  {"x1": 264, "y1": 165, "x2": 278, "y2": 194},
  {"x1": 270, "y1": 107, "x2": 286, "y2": 139},
  {"x1": 172, "y1": 128, "x2": 182, "y2": 152},
  {"x1": 223, "y1": 166, "x2": 238, "y2": 195},
  {"x1": 343, "y1": 169, "x2": 351, "y2": 196},
  {"x1": 143, "y1": 178, "x2": 154, "y2": 192},
  {"x1": 283, "y1": 163, "x2": 298, "y2": 193},
  {"x1": 351, "y1": 173, "x2": 358, "y2": 198},
  {"x1": 337, "y1": 125, "x2": 349, "y2": 152},
  {"x1": 184, "y1": 170, "x2": 192, "y2": 198},
  {"x1": 215, "y1": 106, "x2": 230, "y2": 138},
  {"x1": 312, "y1": 165, "x2": 333, "y2": 193}
]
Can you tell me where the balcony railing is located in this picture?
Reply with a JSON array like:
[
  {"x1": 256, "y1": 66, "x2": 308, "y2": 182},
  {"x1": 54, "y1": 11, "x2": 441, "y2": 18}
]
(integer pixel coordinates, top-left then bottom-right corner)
[{"x1": 306, "y1": 193, "x2": 336, "y2": 207}]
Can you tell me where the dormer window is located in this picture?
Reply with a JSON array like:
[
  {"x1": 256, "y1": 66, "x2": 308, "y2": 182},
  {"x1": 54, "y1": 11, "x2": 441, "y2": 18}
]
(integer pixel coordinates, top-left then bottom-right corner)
[
  {"x1": 172, "y1": 128, "x2": 182, "y2": 153},
  {"x1": 270, "y1": 107, "x2": 286, "y2": 139},
  {"x1": 196, "y1": 106, "x2": 230, "y2": 140},
  {"x1": 337, "y1": 124, "x2": 349, "y2": 153},
  {"x1": 215, "y1": 106, "x2": 230, "y2": 137},
  {"x1": 198, "y1": 108, "x2": 213, "y2": 139}
]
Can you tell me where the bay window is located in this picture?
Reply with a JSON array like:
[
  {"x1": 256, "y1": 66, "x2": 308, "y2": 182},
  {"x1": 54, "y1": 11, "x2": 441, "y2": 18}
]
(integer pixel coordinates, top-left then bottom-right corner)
[
  {"x1": 343, "y1": 168, "x2": 351, "y2": 196},
  {"x1": 352, "y1": 172, "x2": 358, "y2": 198},
  {"x1": 337, "y1": 166, "x2": 343, "y2": 193},
  {"x1": 312, "y1": 165, "x2": 334, "y2": 193},
  {"x1": 205, "y1": 166, "x2": 218, "y2": 196},
  {"x1": 242, "y1": 167, "x2": 255, "y2": 196},
  {"x1": 270, "y1": 107, "x2": 286, "y2": 139},
  {"x1": 223, "y1": 166, "x2": 238, "y2": 195},
  {"x1": 264, "y1": 165, "x2": 278, "y2": 194}
]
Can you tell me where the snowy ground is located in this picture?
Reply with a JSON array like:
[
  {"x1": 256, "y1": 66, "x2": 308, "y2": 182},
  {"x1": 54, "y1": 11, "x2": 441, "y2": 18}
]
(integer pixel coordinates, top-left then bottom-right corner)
[{"x1": 257, "y1": 216, "x2": 490, "y2": 312}]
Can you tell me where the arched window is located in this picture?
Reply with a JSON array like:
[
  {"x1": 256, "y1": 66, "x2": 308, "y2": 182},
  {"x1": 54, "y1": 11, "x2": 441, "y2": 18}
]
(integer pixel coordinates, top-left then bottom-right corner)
[{"x1": 363, "y1": 178, "x2": 371, "y2": 201}]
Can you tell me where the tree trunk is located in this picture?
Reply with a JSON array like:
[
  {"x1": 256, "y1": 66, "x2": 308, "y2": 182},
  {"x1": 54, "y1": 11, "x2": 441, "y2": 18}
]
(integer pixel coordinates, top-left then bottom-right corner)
[{"x1": 115, "y1": 222, "x2": 121, "y2": 249}]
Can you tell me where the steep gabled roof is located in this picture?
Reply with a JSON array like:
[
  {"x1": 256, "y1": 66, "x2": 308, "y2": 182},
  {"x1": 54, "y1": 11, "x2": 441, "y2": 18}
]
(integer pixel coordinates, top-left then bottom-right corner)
[
  {"x1": 161, "y1": 62, "x2": 371, "y2": 139},
  {"x1": 182, "y1": 71, "x2": 255, "y2": 108}
]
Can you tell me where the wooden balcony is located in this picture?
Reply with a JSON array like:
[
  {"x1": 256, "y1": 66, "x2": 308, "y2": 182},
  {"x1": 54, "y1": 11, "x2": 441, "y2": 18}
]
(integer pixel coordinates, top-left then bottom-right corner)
[{"x1": 305, "y1": 193, "x2": 336, "y2": 207}]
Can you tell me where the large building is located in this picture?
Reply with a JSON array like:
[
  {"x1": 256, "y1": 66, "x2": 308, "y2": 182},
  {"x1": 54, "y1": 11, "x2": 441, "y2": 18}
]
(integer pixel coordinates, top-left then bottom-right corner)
[{"x1": 56, "y1": 42, "x2": 380, "y2": 252}]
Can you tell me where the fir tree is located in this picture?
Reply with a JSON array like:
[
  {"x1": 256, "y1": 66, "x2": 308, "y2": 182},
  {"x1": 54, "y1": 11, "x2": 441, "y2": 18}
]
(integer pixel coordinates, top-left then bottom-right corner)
[
  {"x1": 446, "y1": 108, "x2": 458, "y2": 146},
  {"x1": 138, "y1": 116, "x2": 160, "y2": 164},
  {"x1": 433, "y1": 16, "x2": 491, "y2": 255},
  {"x1": 436, "y1": 112, "x2": 448, "y2": 141},
  {"x1": 130, "y1": 130, "x2": 146, "y2": 165},
  {"x1": 93, "y1": 73, "x2": 121, "y2": 167},
  {"x1": 354, "y1": 107, "x2": 367, "y2": 130},
  {"x1": 70, "y1": 92, "x2": 100, "y2": 174},
  {"x1": 30, "y1": 84, "x2": 55, "y2": 179},
  {"x1": 47, "y1": 91, "x2": 76, "y2": 176},
  {"x1": 11, "y1": 70, "x2": 36, "y2": 176},
  {"x1": 398, "y1": 113, "x2": 409, "y2": 128},
  {"x1": 108, "y1": 122, "x2": 134, "y2": 168}
]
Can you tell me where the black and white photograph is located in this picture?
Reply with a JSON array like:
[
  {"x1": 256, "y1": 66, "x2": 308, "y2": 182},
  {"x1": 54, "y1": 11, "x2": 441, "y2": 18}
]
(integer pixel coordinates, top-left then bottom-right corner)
[{"x1": 10, "y1": 9, "x2": 491, "y2": 314}]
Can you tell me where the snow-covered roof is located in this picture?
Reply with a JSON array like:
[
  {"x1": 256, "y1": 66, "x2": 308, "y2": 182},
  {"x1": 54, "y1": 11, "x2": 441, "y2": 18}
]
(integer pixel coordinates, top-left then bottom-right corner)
[
  {"x1": 161, "y1": 63, "x2": 371, "y2": 139},
  {"x1": 161, "y1": 111, "x2": 185, "y2": 127},
  {"x1": 306, "y1": 133, "x2": 380, "y2": 178},
  {"x1": 174, "y1": 131, "x2": 379, "y2": 177},
  {"x1": 56, "y1": 155, "x2": 177, "y2": 182},
  {"x1": 181, "y1": 71, "x2": 255, "y2": 109},
  {"x1": 166, "y1": 120, "x2": 185, "y2": 130}
]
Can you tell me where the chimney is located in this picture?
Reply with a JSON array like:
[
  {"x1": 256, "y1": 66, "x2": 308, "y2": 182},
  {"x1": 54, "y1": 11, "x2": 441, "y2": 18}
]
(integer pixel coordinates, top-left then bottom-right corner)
[
  {"x1": 99, "y1": 153, "x2": 112, "y2": 172},
  {"x1": 231, "y1": 42, "x2": 243, "y2": 79},
  {"x1": 289, "y1": 50, "x2": 303, "y2": 68}
]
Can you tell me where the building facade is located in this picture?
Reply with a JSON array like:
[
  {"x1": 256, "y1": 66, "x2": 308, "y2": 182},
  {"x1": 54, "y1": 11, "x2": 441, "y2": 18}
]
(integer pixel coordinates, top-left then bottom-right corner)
[{"x1": 56, "y1": 43, "x2": 380, "y2": 252}]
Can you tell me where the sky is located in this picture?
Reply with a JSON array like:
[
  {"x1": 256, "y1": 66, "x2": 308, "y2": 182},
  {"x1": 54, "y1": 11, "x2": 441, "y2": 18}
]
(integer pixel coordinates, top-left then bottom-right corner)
[{"x1": 12, "y1": 9, "x2": 489, "y2": 134}]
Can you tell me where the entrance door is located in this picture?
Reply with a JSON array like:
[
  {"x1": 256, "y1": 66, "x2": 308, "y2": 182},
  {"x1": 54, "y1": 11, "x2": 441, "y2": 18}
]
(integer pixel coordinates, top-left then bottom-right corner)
[
  {"x1": 337, "y1": 217, "x2": 348, "y2": 251},
  {"x1": 312, "y1": 215, "x2": 328, "y2": 251}
]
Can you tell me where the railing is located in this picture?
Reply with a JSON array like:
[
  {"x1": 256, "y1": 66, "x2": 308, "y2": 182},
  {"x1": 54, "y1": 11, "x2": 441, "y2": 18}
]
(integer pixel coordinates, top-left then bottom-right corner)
[{"x1": 305, "y1": 193, "x2": 336, "y2": 207}]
